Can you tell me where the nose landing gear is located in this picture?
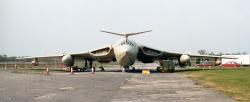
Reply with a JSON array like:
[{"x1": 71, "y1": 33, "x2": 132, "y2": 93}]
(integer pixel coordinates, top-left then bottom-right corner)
[
  {"x1": 132, "y1": 66, "x2": 135, "y2": 71},
  {"x1": 120, "y1": 65, "x2": 136, "y2": 72},
  {"x1": 121, "y1": 66, "x2": 130, "y2": 72}
]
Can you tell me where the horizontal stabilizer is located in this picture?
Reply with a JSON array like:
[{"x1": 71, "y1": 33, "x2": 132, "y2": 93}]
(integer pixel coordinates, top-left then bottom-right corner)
[{"x1": 100, "y1": 30, "x2": 152, "y2": 38}]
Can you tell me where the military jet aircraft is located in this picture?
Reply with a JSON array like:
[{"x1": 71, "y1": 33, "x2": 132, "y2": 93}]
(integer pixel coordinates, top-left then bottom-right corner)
[{"x1": 22, "y1": 30, "x2": 226, "y2": 72}]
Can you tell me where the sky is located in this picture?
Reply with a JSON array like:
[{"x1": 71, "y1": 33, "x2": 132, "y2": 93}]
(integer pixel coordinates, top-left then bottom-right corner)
[{"x1": 1, "y1": 0, "x2": 250, "y2": 56}]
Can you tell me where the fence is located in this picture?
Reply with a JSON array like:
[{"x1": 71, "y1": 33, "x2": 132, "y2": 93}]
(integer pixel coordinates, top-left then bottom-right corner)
[{"x1": 0, "y1": 61, "x2": 65, "y2": 69}]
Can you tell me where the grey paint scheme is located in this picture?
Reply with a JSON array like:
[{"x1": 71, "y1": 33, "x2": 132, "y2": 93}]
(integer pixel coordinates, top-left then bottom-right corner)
[
  {"x1": 70, "y1": 38, "x2": 182, "y2": 67},
  {"x1": 22, "y1": 31, "x2": 229, "y2": 67}
]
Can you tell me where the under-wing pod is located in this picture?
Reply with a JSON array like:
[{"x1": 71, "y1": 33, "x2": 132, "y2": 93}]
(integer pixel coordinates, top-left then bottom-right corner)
[
  {"x1": 179, "y1": 54, "x2": 191, "y2": 66},
  {"x1": 62, "y1": 54, "x2": 74, "y2": 67}
]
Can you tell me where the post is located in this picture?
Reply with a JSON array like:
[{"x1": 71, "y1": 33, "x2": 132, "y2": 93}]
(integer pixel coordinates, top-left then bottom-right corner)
[
  {"x1": 4, "y1": 62, "x2": 7, "y2": 70},
  {"x1": 24, "y1": 59, "x2": 26, "y2": 72},
  {"x1": 89, "y1": 60, "x2": 92, "y2": 68},
  {"x1": 85, "y1": 59, "x2": 88, "y2": 67},
  {"x1": 44, "y1": 68, "x2": 49, "y2": 76},
  {"x1": 14, "y1": 59, "x2": 17, "y2": 69},
  {"x1": 54, "y1": 59, "x2": 57, "y2": 69},
  {"x1": 91, "y1": 65, "x2": 96, "y2": 74}
]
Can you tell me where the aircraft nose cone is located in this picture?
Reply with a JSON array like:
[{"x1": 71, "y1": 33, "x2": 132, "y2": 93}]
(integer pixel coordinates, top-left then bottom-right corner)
[
  {"x1": 120, "y1": 49, "x2": 131, "y2": 58},
  {"x1": 116, "y1": 46, "x2": 135, "y2": 66},
  {"x1": 120, "y1": 46, "x2": 132, "y2": 54}
]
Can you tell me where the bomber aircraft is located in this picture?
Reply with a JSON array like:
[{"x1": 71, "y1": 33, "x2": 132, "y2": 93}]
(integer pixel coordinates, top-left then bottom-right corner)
[{"x1": 22, "y1": 30, "x2": 225, "y2": 72}]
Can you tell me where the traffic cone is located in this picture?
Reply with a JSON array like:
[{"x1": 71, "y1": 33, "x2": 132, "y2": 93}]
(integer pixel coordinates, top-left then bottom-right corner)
[
  {"x1": 70, "y1": 67, "x2": 74, "y2": 75},
  {"x1": 91, "y1": 67, "x2": 95, "y2": 74},
  {"x1": 44, "y1": 68, "x2": 49, "y2": 76}
]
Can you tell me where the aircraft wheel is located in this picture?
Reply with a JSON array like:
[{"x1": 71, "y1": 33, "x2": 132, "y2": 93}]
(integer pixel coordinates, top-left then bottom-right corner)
[
  {"x1": 132, "y1": 67, "x2": 135, "y2": 71},
  {"x1": 156, "y1": 67, "x2": 161, "y2": 72},
  {"x1": 169, "y1": 67, "x2": 175, "y2": 73},
  {"x1": 99, "y1": 66, "x2": 105, "y2": 71}
]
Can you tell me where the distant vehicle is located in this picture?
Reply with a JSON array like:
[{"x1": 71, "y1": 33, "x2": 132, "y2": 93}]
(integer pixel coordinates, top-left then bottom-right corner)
[
  {"x1": 221, "y1": 61, "x2": 240, "y2": 67},
  {"x1": 196, "y1": 61, "x2": 213, "y2": 68},
  {"x1": 31, "y1": 58, "x2": 39, "y2": 66},
  {"x1": 222, "y1": 55, "x2": 250, "y2": 66}
]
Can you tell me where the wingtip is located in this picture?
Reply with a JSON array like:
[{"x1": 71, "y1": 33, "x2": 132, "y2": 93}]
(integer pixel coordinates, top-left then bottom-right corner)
[{"x1": 100, "y1": 30, "x2": 105, "y2": 32}]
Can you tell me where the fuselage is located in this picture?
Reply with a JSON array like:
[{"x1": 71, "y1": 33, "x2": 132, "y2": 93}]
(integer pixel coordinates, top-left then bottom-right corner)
[{"x1": 113, "y1": 38, "x2": 139, "y2": 67}]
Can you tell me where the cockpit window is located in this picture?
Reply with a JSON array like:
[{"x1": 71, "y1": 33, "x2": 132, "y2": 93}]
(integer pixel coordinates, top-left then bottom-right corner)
[{"x1": 120, "y1": 41, "x2": 134, "y2": 46}]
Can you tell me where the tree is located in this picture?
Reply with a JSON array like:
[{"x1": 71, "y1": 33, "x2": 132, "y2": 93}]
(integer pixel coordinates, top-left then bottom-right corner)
[
  {"x1": 197, "y1": 49, "x2": 207, "y2": 55},
  {"x1": 0, "y1": 54, "x2": 7, "y2": 62},
  {"x1": 209, "y1": 52, "x2": 215, "y2": 55},
  {"x1": 242, "y1": 52, "x2": 248, "y2": 55},
  {"x1": 218, "y1": 52, "x2": 223, "y2": 56}
]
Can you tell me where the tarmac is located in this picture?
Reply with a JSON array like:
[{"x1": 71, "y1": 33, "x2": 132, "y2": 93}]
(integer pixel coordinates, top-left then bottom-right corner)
[{"x1": 0, "y1": 67, "x2": 235, "y2": 102}]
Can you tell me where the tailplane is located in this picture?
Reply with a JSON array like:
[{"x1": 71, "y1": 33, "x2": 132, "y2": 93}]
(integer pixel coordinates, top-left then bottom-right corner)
[{"x1": 100, "y1": 30, "x2": 152, "y2": 38}]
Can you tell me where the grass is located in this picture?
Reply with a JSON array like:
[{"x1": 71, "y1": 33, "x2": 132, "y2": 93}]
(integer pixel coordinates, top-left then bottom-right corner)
[{"x1": 180, "y1": 67, "x2": 250, "y2": 102}]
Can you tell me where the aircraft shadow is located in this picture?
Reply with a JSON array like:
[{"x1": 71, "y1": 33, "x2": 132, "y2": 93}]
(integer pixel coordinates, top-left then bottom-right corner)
[{"x1": 92, "y1": 69, "x2": 163, "y2": 74}]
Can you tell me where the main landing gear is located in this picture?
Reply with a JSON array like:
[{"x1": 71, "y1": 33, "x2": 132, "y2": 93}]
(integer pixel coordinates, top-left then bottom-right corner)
[
  {"x1": 121, "y1": 66, "x2": 129, "y2": 72},
  {"x1": 99, "y1": 66, "x2": 105, "y2": 71},
  {"x1": 121, "y1": 66, "x2": 136, "y2": 72}
]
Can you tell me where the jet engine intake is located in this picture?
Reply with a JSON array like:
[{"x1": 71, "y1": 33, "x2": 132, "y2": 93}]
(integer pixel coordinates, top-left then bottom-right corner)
[
  {"x1": 140, "y1": 46, "x2": 162, "y2": 56},
  {"x1": 90, "y1": 46, "x2": 112, "y2": 57},
  {"x1": 62, "y1": 54, "x2": 74, "y2": 67}
]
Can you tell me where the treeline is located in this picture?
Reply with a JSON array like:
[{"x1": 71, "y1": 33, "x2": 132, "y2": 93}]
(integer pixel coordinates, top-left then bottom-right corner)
[
  {"x1": 0, "y1": 54, "x2": 61, "y2": 62},
  {"x1": 0, "y1": 55, "x2": 17, "y2": 62},
  {"x1": 197, "y1": 49, "x2": 248, "y2": 55}
]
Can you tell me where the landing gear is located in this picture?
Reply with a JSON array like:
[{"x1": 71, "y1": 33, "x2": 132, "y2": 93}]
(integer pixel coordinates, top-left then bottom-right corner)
[
  {"x1": 132, "y1": 66, "x2": 135, "y2": 71},
  {"x1": 74, "y1": 59, "x2": 93, "y2": 72},
  {"x1": 121, "y1": 66, "x2": 130, "y2": 72},
  {"x1": 99, "y1": 66, "x2": 105, "y2": 71},
  {"x1": 99, "y1": 62, "x2": 105, "y2": 72},
  {"x1": 156, "y1": 66, "x2": 161, "y2": 72}
]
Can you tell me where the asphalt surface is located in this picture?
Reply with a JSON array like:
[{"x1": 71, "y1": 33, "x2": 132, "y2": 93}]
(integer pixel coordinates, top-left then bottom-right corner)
[
  {"x1": 0, "y1": 70, "x2": 130, "y2": 102},
  {"x1": 111, "y1": 73, "x2": 235, "y2": 102},
  {"x1": 0, "y1": 68, "x2": 235, "y2": 102}
]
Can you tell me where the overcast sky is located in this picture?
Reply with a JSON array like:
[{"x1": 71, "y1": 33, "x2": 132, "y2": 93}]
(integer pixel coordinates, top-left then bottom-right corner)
[{"x1": 1, "y1": 0, "x2": 250, "y2": 56}]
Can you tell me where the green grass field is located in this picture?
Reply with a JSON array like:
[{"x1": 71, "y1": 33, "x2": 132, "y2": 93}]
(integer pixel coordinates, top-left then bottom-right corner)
[{"x1": 181, "y1": 67, "x2": 250, "y2": 102}]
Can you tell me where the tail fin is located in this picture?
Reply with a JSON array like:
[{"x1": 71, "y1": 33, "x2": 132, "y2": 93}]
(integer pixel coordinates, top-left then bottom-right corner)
[{"x1": 100, "y1": 30, "x2": 152, "y2": 38}]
